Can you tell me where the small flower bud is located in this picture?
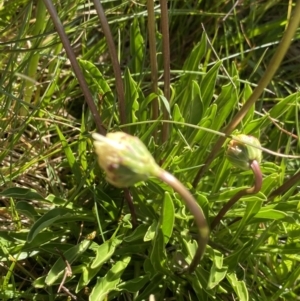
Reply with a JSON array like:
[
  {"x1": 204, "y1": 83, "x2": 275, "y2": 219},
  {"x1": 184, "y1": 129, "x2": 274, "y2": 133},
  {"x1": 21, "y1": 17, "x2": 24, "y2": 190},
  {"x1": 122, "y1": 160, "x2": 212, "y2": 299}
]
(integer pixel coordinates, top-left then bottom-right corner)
[
  {"x1": 92, "y1": 132, "x2": 160, "y2": 188},
  {"x1": 226, "y1": 134, "x2": 262, "y2": 170}
]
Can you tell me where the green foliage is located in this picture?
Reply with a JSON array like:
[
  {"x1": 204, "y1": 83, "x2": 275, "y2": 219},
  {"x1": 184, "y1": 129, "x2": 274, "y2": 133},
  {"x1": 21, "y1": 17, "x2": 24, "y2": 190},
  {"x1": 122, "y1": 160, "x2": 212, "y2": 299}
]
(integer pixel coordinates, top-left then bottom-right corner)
[{"x1": 0, "y1": 1, "x2": 300, "y2": 301}]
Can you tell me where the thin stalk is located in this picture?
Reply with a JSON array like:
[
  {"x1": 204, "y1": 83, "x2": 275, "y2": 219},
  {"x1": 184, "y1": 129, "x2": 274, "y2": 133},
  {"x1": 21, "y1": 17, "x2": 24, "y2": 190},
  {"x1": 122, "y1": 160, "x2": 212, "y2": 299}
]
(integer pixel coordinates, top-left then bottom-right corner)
[
  {"x1": 210, "y1": 160, "x2": 262, "y2": 230},
  {"x1": 158, "y1": 169, "x2": 209, "y2": 273},
  {"x1": 160, "y1": 0, "x2": 170, "y2": 143},
  {"x1": 192, "y1": 0, "x2": 300, "y2": 188},
  {"x1": 147, "y1": 0, "x2": 159, "y2": 134},
  {"x1": 92, "y1": 0, "x2": 126, "y2": 127},
  {"x1": 43, "y1": 0, "x2": 105, "y2": 135},
  {"x1": 123, "y1": 188, "x2": 138, "y2": 229}
]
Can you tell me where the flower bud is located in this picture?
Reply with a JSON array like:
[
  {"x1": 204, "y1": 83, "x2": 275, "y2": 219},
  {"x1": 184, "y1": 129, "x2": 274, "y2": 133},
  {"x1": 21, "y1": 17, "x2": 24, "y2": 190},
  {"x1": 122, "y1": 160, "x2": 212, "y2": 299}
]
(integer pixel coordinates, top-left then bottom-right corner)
[
  {"x1": 226, "y1": 134, "x2": 262, "y2": 170},
  {"x1": 92, "y1": 132, "x2": 160, "y2": 188}
]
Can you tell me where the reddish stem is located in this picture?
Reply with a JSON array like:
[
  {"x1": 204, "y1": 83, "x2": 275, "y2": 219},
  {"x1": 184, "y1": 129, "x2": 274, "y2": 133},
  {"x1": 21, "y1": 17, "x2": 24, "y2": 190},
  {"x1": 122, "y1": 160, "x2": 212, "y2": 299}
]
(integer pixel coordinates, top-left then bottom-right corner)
[{"x1": 210, "y1": 160, "x2": 262, "y2": 230}]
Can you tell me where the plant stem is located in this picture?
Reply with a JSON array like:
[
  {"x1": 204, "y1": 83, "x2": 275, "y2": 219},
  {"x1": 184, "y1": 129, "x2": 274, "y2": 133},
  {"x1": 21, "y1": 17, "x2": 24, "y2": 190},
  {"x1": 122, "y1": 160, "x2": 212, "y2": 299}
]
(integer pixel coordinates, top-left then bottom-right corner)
[
  {"x1": 158, "y1": 169, "x2": 209, "y2": 273},
  {"x1": 210, "y1": 160, "x2": 262, "y2": 230},
  {"x1": 123, "y1": 188, "x2": 138, "y2": 229},
  {"x1": 192, "y1": 0, "x2": 300, "y2": 188},
  {"x1": 147, "y1": 0, "x2": 159, "y2": 136},
  {"x1": 268, "y1": 170, "x2": 300, "y2": 201},
  {"x1": 43, "y1": 0, "x2": 105, "y2": 135},
  {"x1": 92, "y1": 0, "x2": 127, "y2": 128},
  {"x1": 160, "y1": 0, "x2": 170, "y2": 143}
]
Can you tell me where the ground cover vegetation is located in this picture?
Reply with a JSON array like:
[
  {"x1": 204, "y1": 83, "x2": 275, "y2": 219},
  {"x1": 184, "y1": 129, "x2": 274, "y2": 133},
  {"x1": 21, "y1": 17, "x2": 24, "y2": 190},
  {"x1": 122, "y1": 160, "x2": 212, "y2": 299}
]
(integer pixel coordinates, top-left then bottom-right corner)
[{"x1": 0, "y1": 0, "x2": 300, "y2": 300}]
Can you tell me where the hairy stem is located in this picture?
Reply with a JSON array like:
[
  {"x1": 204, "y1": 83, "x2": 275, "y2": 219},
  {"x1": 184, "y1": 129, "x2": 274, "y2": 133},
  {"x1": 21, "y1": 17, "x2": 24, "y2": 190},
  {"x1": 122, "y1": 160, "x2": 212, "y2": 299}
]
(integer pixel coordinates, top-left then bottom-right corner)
[
  {"x1": 192, "y1": 0, "x2": 300, "y2": 188},
  {"x1": 43, "y1": 0, "x2": 105, "y2": 134},
  {"x1": 158, "y1": 170, "x2": 209, "y2": 273},
  {"x1": 210, "y1": 160, "x2": 262, "y2": 230},
  {"x1": 92, "y1": 0, "x2": 126, "y2": 127}
]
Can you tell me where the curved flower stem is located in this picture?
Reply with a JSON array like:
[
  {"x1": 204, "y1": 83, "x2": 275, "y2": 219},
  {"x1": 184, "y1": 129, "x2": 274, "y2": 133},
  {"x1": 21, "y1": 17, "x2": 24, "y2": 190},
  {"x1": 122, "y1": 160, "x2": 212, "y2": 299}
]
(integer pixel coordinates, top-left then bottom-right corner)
[
  {"x1": 210, "y1": 160, "x2": 262, "y2": 231},
  {"x1": 157, "y1": 169, "x2": 209, "y2": 273}
]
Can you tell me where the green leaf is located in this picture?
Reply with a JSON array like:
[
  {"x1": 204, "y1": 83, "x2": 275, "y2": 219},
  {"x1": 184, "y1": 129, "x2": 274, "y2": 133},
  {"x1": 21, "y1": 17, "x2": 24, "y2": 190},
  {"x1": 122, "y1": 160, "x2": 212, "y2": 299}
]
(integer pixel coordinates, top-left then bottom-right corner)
[
  {"x1": 118, "y1": 275, "x2": 150, "y2": 293},
  {"x1": 200, "y1": 60, "x2": 222, "y2": 113},
  {"x1": 207, "y1": 249, "x2": 228, "y2": 289},
  {"x1": 269, "y1": 92, "x2": 299, "y2": 119},
  {"x1": 78, "y1": 59, "x2": 114, "y2": 98},
  {"x1": 130, "y1": 18, "x2": 144, "y2": 75},
  {"x1": 91, "y1": 238, "x2": 122, "y2": 269},
  {"x1": 76, "y1": 265, "x2": 100, "y2": 293},
  {"x1": 187, "y1": 80, "x2": 203, "y2": 125},
  {"x1": 160, "y1": 192, "x2": 175, "y2": 244},
  {"x1": 56, "y1": 126, "x2": 82, "y2": 184},
  {"x1": 135, "y1": 273, "x2": 164, "y2": 301},
  {"x1": 15, "y1": 201, "x2": 38, "y2": 221},
  {"x1": 241, "y1": 83, "x2": 254, "y2": 126},
  {"x1": 27, "y1": 207, "x2": 72, "y2": 243},
  {"x1": 231, "y1": 198, "x2": 263, "y2": 244},
  {"x1": 45, "y1": 239, "x2": 91, "y2": 285},
  {"x1": 144, "y1": 220, "x2": 157, "y2": 242},
  {"x1": 226, "y1": 273, "x2": 249, "y2": 301},
  {"x1": 124, "y1": 223, "x2": 149, "y2": 242},
  {"x1": 214, "y1": 80, "x2": 239, "y2": 130},
  {"x1": 150, "y1": 225, "x2": 167, "y2": 273},
  {"x1": 254, "y1": 208, "x2": 288, "y2": 220},
  {"x1": 89, "y1": 256, "x2": 131, "y2": 301},
  {"x1": 124, "y1": 68, "x2": 140, "y2": 127},
  {"x1": 0, "y1": 187, "x2": 45, "y2": 200},
  {"x1": 183, "y1": 33, "x2": 207, "y2": 71}
]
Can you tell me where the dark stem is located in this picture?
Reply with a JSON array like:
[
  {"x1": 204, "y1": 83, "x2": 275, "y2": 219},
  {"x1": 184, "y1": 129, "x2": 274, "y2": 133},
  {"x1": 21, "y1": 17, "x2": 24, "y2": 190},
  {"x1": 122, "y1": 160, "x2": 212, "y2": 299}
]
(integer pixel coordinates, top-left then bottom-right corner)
[
  {"x1": 92, "y1": 0, "x2": 127, "y2": 127},
  {"x1": 192, "y1": 0, "x2": 300, "y2": 188},
  {"x1": 159, "y1": 0, "x2": 170, "y2": 143},
  {"x1": 268, "y1": 170, "x2": 300, "y2": 201},
  {"x1": 43, "y1": 0, "x2": 105, "y2": 135},
  {"x1": 123, "y1": 188, "x2": 138, "y2": 229},
  {"x1": 210, "y1": 160, "x2": 262, "y2": 230},
  {"x1": 147, "y1": 0, "x2": 159, "y2": 136},
  {"x1": 158, "y1": 170, "x2": 209, "y2": 273}
]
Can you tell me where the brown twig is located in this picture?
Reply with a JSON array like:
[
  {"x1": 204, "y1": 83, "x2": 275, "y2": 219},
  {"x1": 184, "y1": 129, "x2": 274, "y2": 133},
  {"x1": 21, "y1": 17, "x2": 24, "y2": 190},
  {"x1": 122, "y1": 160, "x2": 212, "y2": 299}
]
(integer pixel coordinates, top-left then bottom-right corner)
[
  {"x1": 210, "y1": 160, "x2": 262, "y2": 230},
  {"x1": 192, "y1": 0, "x2": 300, "y2": 188},
  {"x1": 268, "y1": 170, "x2": 300, "y2": 201},
  {"x1": 42, "y1": 0, "x2": 105, "y2": 135},
  {"x1": 92, "y1": 0, "x2": 127, "y2": 128},
  {"x1": 160, "y1": 0, "x2": 170, "y2": 143},
  {"x1": 123, "y1": 188, "x2": 138, "y2": 229},
  {"x1": 147, "y1": 0, "x2": 159, "y2": 136}
]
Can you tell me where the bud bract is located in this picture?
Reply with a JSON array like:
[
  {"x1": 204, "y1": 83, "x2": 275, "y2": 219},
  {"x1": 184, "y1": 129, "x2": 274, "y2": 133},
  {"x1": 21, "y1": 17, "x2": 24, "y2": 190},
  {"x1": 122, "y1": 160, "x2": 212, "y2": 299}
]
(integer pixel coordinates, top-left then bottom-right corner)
[
  {"x1": 226, "y1": 134, "x2": 262, "y2": 170},
  {"x1": 92, "y1": 132, "x2": 160, "y2": 188}
]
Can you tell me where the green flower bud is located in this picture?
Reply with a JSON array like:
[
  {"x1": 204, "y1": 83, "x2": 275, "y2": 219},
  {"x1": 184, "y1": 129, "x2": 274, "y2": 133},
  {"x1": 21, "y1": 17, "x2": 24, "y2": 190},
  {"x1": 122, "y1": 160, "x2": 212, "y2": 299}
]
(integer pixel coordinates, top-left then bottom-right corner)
[
  {"x1": 226, "y1": 134, "x2": 262, "y2": 170},
  {"x1": 92, "y1": 132, "x2": 160, "y2": 188}
]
